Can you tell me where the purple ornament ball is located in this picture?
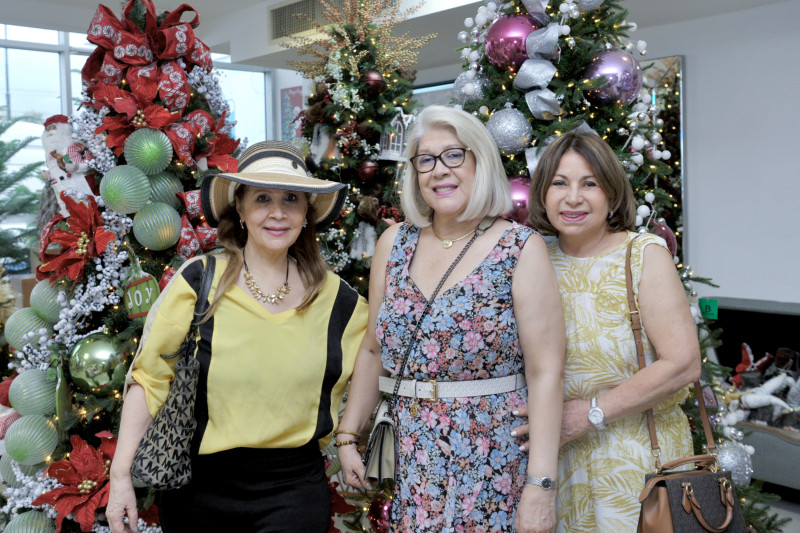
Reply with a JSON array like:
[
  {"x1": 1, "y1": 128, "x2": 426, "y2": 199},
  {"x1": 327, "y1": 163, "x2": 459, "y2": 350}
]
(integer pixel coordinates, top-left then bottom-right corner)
[
  {"x1": 485, "y1": 14, "x2": 542, "y2": 72},
  {"x1": 582, "y1": 49, "x2": 643, "y2": 106},
  {"x1": 506, "y1": 175, "x2": 532, "y2": 225},
  {"x1": 368, "y1": 489, "x2": 393, "y2": 533}
]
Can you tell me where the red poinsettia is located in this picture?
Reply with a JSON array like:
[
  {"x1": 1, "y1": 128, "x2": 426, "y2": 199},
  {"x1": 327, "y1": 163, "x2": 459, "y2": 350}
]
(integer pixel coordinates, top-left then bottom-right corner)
[
  {"x1": 32, "y1": 431, "x2": 117, "y2": 532},
  {"x1": 90, "y1": 83, "x2": 181, "y2": 155},
  {"x1": 38, "y1": 192, "x2": 116, "y2": 283}
]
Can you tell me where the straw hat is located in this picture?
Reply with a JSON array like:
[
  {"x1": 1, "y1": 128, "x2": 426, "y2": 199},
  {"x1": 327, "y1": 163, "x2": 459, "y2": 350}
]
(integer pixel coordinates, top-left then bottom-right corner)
[{"x1": 201, "y1": 141, "x2": 346, "y2": 228}]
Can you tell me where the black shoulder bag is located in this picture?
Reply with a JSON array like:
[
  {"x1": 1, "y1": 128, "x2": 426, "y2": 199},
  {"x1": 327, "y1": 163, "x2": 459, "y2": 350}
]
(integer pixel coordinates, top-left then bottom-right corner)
[{"x1": 131, "y1": 255, "x2": 216, "y2": 490}]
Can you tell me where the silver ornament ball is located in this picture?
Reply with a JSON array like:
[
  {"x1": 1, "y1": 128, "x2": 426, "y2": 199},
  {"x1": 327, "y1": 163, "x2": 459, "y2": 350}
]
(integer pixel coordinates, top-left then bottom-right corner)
[
  {"x1": 716, "y1": 441, "x2": 753, "y2": 487},
  {"x1": 485, "y1": 107, "x2": 533, "y2": 156}
]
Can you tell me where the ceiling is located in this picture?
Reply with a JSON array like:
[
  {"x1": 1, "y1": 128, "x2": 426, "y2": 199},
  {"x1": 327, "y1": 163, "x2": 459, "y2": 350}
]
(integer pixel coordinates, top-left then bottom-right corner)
[{"x1": 0, "y1": 0, "x2": 792, "y2": 72}]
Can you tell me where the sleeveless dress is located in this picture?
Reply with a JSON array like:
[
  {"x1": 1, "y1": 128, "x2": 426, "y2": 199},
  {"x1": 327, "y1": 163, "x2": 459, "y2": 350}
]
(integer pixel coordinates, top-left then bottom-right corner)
[
  {"x1": 376, "y1": 221, "x2": 535, "y2": 532},
  {"x1": 549, "y1": 232, "x2": 693, "y2": 533}
]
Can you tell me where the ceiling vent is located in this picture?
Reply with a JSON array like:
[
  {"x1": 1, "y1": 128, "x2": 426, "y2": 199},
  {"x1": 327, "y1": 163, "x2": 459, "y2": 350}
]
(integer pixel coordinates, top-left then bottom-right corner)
[{"x1": 270, "y1": 0, "x2": 346, "y2": 41}]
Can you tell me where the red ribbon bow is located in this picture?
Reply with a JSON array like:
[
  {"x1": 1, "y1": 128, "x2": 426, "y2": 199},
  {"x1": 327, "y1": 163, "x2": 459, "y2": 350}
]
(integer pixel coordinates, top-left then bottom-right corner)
[{"x1": 82, "y1": 0, "x2": 212, "y2": 112}]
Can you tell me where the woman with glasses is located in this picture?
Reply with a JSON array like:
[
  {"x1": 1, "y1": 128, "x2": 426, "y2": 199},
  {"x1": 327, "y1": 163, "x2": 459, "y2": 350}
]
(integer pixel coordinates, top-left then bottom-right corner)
[{"x1": 335, "y1": 106, "x2": 565, "y2": 533}]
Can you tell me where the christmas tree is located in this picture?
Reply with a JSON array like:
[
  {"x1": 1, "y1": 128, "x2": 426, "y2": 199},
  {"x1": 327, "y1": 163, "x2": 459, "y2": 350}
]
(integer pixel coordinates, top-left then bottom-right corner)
[
  {"x1": 283, "y1": 0, "x2": 435, "y2": 295},
  {"x1": 0, "y1": 0, "x2": 240, "y2": 530},
  {"x1": 454, "y1": 1, "x2": 787, "y2": 530}
]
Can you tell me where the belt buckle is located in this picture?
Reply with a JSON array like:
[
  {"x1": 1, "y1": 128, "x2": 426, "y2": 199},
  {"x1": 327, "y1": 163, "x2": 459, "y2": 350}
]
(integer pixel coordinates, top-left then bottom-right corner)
[{"x1": 426, "y1": 379, "x2": 438, "y2": 401}]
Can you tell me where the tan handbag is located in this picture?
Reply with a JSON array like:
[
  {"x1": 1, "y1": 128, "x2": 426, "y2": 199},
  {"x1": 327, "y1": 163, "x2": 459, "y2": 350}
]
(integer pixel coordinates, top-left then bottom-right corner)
[
  {"x1": 624, "y1": 238, "x2": 745, "y2": 532},
  {"x1": 363, "y1": 399, "x2": 395, "y2": 481}
]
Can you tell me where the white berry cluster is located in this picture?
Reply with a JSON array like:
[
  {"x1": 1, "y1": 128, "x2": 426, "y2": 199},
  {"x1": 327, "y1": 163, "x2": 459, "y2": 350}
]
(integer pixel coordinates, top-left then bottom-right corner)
[
  {"x1": 70, "y1": 107, "x2": 117, "y2": 174},
  {"x1": 0, "y1": 462, "x2": 60, "y2": 519}
]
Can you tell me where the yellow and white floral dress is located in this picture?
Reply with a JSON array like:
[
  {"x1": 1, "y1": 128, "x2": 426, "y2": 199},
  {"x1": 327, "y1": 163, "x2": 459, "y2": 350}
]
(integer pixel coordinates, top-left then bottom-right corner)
[{"x1": 549, "y1": 232, "x2": 692, "y2": 533}]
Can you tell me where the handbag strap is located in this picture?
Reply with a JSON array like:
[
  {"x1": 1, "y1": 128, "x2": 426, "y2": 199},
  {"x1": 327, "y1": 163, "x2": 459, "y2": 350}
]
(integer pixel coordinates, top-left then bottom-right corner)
[
  {"x1": 624, "y1": 237, "x2": 716, "y2": 469},
  {"x1": 389, "y1": 217, "x2": 496, "y2": 408},
  {"x1": 183, "y1": 255, "x2": 217, "y2": 361}
]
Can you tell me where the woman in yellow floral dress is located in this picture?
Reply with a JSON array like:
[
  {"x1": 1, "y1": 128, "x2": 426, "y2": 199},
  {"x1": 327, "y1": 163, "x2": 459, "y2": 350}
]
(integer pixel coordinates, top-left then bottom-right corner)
[{"x1": 519, "y1": 130, "x2": 701, "y2": 532}]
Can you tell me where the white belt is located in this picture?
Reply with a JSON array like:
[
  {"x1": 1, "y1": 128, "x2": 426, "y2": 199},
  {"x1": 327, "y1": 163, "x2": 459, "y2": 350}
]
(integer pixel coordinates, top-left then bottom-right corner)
[{"x1": 378, "y1": 373, "x2": 526, "y2": 400}]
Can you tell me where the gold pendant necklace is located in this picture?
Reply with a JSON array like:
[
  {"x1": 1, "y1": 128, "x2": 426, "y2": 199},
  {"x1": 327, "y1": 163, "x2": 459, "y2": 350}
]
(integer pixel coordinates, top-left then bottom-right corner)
[
  {"x1": 243, "y1": 254, "x2": 291, "y2": 305},
  {"x1": 432, "y1": 226, "x2": 477, "y2": 249}
]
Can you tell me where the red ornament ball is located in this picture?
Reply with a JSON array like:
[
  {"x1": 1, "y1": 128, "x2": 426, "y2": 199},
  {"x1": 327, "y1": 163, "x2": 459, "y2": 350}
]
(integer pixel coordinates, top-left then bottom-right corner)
[
  {"x1": 506, "y1": 175, "x2": 532, "y2": 225},
  {"x1": 652, "y1": 218, "x2": 678, "y2": 256},
  {"x1": 360, "y1": 71, "x2": 386, "y2": 95},
  {"x1": 368, "y1": 489, "x2": 393, "y2": 533},
  {"x1": 357, "y1": 160, "x2": 380, "y2": 183},
  {"x1": 484, "y1": 14, "x2": 542, "y2": 72}
]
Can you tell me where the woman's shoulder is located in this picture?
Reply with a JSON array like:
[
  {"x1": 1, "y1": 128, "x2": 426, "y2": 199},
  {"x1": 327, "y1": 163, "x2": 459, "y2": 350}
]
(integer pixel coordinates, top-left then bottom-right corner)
[{"x1": 631, "y1": 231, "x2": 669, "y2": 256}]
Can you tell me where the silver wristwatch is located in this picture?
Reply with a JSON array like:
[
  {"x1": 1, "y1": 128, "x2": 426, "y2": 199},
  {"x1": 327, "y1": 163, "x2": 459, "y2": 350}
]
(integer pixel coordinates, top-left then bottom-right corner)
[
  {"x1": 525, "y1": 475, "x2": 556, "y2": 490},
  {"x1": 588, "y1": 396, "x2": 608, "y2": 429}
]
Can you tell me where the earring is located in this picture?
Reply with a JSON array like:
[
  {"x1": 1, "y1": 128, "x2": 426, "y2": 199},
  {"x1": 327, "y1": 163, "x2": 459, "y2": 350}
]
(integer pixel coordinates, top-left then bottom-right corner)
[
  {"x1": 239, "y1": 220, "x2": 245, "y2": 229},
  {"x1": 303, "y1": 219, "x2": 308, "y2": 229},
  {"x1": 607, "y1": 210, "x2": 614, "y2": 220}
]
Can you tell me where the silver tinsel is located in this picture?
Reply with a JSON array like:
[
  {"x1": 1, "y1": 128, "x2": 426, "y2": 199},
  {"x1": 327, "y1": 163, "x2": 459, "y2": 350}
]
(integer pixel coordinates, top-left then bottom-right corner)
[
  {"x1": 716, "y1": 440, "x2": 753, "y2": 487},
  {"x1": 576, "y1": 0, "x2": 605, "y2": 12},
  {"x1": 452, "y1": 71, "x2": 491, "y2": 105},
  {"x1": 486, "y1": 106, "x2": 533, "y2": 155}
]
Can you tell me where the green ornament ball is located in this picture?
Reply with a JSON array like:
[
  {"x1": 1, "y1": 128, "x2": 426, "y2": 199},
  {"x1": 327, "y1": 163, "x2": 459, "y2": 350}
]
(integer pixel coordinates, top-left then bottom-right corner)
[
  {"x1": 69, "y1": 332, "x2": 133, "y2": 397},
  {"x1": 4, "y1": 415, "x2": 60, "y2": 465},
  {"x1": 0, "y1": 454, "x2": 43, "y2": 488},
  {"x1": 99, "y1": 164, "x2": 151, "y2": 214},
  {"x1": 132, "y1": 202, "x2": 181, "y2": 251},
  {"x1": 29, "y1": 279, "x2": 69, "y2": 323},
  {"x1": 9, "y1": 369, "x2": 57, "y2": 416},
  {"x1": 4, "y1": 510, "x2": 56, "y2": 533},
  {"x1": 4, "y1": 308, "x2": 52, "y2": 351},
  {"x1": 124, "y1": 128, "x2": 173, "y2": 175},
  {"x1": 148, "y1": 171, "x2": 184, "y2": 210}
]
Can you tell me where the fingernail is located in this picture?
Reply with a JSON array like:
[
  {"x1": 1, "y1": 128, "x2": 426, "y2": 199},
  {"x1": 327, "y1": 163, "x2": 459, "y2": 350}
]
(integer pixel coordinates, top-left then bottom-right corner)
[
  {"x1": 511, "y1": 430, "x2": 518, "y2": 437},
  {"x1": 512, "y1": 410, "x2": 519, "y2": 415},
  {"x1": 519, "y1": 444, "x2": 526, "y2": 451}
]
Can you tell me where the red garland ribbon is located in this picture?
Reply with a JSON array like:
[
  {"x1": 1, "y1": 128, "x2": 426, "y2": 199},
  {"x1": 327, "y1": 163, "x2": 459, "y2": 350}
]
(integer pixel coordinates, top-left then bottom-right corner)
[
  {"x1": 82, "y1": 0, "x2": 212, "y2": 112},
  {"x1": 177, "y1": 214, "x2": 201, "y2": 260}
]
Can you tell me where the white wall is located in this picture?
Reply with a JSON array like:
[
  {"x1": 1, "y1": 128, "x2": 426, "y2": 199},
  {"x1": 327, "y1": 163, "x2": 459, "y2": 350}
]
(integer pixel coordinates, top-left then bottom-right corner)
[{"x1": 640, "y1": 0, "x2": 800, "y2": 307}]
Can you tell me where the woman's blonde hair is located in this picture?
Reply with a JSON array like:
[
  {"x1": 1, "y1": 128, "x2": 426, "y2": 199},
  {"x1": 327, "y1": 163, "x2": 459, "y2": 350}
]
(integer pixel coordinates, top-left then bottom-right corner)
[
  {"x1": 202, "y1": 186, "x2": 328, "y2": 320},
  {"x1": 528, "y1": 130, "x2": 636, "y2": 235},
  {"x1": 401, "y1": 105, "x2": 512, "y2": 227}
]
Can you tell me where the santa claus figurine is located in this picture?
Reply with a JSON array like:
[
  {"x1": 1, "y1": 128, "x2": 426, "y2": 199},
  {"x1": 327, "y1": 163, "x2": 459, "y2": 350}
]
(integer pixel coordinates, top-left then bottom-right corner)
[{"x1": 42, "y1": 115, "x2": 96, "y2": 216}]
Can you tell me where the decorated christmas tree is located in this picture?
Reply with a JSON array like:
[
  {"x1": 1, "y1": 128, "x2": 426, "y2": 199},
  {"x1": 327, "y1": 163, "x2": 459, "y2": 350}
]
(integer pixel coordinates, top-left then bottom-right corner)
[
  {"x1": 454, "y1": 1, "x2": 788, "y2": 530},
  {"x1": 0, "y1": 0, "x2": 240, "y2": 530},
  {"x1": 283, "y1": 0, "x2": 435, "y2": 295}
]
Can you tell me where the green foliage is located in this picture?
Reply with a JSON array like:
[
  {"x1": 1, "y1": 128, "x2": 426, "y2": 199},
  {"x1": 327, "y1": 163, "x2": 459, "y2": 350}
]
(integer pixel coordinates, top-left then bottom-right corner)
[{"x1": 0, "y1": 111, "x2": 44, "y2": 271}]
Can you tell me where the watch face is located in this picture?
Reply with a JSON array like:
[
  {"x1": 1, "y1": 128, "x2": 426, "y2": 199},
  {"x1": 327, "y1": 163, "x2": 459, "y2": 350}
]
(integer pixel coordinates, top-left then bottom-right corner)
[
  {"x1": 588, "y1": 408, "x2": 603, "y2": 425},
  {"x1": 541, "y1": 477, "x2": 553, "y2": 489}
]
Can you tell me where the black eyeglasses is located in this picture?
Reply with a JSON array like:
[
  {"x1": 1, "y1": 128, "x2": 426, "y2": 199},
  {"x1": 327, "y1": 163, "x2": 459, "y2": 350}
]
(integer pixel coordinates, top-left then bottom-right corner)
[{"x1": 409, "y1": 147, "x2": 470, "y2": 173}]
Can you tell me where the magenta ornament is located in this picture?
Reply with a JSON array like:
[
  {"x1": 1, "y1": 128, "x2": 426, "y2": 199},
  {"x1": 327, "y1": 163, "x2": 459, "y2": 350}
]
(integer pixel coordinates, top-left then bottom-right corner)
[
  {"x1": 506, "y1": 175, "x2": 532, "y2": 225},
  {"x1": 582, "y1": 49, "x2": 643, "y2": 106},
  {"x1": 485, "y1": 14, "x2": 542, "y2": 72},
  {"x1": 368, "y1": 490, "x2": 393, "y2": 533},
  {"x1": 653, "y1": 218, "x2": 678, "y2": 256}
]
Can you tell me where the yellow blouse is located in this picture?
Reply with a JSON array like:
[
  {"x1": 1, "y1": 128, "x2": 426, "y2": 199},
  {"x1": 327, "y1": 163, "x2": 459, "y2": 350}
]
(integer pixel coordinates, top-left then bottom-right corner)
[{"x1": 130, "y1": 255, "x2": 368, "y2": 455}]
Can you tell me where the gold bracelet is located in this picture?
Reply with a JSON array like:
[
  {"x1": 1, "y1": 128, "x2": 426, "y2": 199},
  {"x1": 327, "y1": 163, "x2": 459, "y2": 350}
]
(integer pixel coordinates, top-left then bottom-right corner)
[
  {"x1": 333, "y1": 439, "x2": 359, "y2": 448},
  {"x1": 333, "y1": 429, "x2": 361, "y2": 438}
]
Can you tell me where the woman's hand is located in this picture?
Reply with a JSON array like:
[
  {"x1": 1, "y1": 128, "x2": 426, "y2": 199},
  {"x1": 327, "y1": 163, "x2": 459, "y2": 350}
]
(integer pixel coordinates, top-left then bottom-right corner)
[
  {"x1": 515, "y1": 485, "x2": 556, "y2": 533},
  {"x1": 338, "y1": 443, "x2": 370, "y2": 489},
  {"x1": 513, "y1": 400, "x2": 592, "y2": 448},
  {"x1": 106, "y1": 474, "x2": 138, "y2": 533}
]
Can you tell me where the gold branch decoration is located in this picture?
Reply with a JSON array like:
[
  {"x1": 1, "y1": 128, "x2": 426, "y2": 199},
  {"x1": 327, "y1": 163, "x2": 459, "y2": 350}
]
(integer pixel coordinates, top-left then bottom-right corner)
[{"x1": 282, "y1": 0, "x2": 436, "y2": 79}]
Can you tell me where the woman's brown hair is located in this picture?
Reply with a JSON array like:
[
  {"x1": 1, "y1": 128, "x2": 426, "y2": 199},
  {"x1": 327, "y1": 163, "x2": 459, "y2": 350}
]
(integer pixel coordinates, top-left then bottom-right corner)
[
  {"x1": 528, "y1": 130, "x2": 636, "y2": 235},
  {"x1": 201, "y1": 186, "x2": 328, "y2": 320}
]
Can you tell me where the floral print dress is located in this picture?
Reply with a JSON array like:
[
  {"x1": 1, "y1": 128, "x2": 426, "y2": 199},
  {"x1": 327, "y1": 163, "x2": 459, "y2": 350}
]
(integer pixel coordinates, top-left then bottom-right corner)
[{"x1": 376, "y1": 222, "x2": 535, "y2": 532}]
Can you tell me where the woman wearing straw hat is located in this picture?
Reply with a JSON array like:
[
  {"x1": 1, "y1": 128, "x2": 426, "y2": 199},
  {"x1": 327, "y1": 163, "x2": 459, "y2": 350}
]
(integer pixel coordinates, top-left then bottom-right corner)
[{"x1": 107, "y1": 141, "x2": 368, "y2": 532}]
